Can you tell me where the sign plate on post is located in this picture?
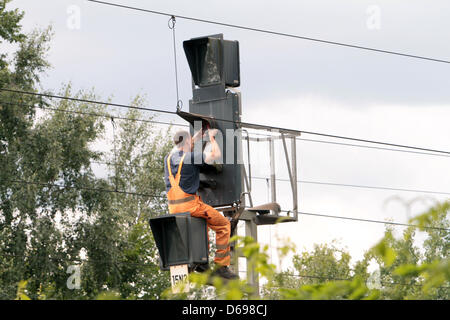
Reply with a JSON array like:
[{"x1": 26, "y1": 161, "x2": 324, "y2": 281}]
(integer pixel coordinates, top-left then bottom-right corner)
[{"x1": 170, "y1": 264, "x2": 189, "y2": 293}]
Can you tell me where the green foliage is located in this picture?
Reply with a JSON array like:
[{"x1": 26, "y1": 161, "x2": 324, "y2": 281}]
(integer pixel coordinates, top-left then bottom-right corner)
[
  {"x1": 371, "y1": 236, "x2": 397, "y2": 268},
  {"x1": 15, "y1": 280, "x2": 30, "y2": 300},
  {"x1": 96, "y1": 290, "x2": 121, "y2": 300},
  {"x1": 0, "y1": 1, "x2": 172, "y2": 299},
  {"x1": 167, "y1": 201, "x2": 449, "y2": 301},
  {"x1": 277, "y1": 276, "x2": 380, "y2": 300},
  {"x1": 293, "y1": 242, "x2": 353, "y2": 283}
]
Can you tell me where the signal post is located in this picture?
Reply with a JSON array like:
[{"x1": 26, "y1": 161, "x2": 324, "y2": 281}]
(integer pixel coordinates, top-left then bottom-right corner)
[{"x1": 176, "y1": 33, "x2": 299, "y2": 291}]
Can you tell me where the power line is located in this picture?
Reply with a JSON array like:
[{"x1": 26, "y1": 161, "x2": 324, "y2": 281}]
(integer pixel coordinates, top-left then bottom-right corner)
[
  {"x1": 6, "y1": 179, "x2": 448, "y2": 231},
  {"x1": 5, "y1": 98, "x2": 450, "y2": 160},
  {"x1": 3, "y1": 100, "x2": 449, "y2": 200},
  {"x1": 291, "y1": 210, "x2": 449, "y2": 232},
  {"x1": 3, "y1": 99, "x2": 450, "y2": 232},
  {"x1": 3, "y1": 246, "x2": 447, "y2": 291},
  {"x1": 295, "y1": 137, "x2": 450, "y2": 159},
  {"x1": 0, "y1": 88, "x2": 177, "y2": 116},
  {"x1": 4, "y1": 98, "x2": 450, "y2": 198},
  {"x1": 7, "y1": 179, "x2": 166, "y2": 200},
  {"x1": 10, "y1": 155, "x2": 449, "y2": 200},
  {"x1": 3, "y1": 88, "x2": 450, "y2": 156},
  {"x1": 86, "y1": 0, "x2": 450, "y2": 65},
  {"x1": 3, "y1": 253, "x2": 447, "y2": 290},
  {"x1": 0, "y1": 100, "x2": 188, "y2": 128},
  {"x1": 92, "y1": 158, "x2": 450, "y2": 197},
  {"x1": 279, "y1": 273, "x2": 450, "y2": 290},
  {"x1": 2, "y1": 93, "x2": 450, "y2": 231},
  {"x1": 251, "y1": 176, "x2": 450, "y2": 197},
  {"x1": 90, "y1": 156, "x2": 450, "y2": 197},
  {"x1": 298, "y1": 130, "x2": 450, "y2": 156},
  {"x1": 8, "y1": 180, "x2": 449, "y2": 232}
]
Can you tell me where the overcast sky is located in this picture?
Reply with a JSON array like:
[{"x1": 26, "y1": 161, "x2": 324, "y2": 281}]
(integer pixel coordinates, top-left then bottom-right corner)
[{"x1": 7, "y1": 0, "x2": 450, "y2": 275}]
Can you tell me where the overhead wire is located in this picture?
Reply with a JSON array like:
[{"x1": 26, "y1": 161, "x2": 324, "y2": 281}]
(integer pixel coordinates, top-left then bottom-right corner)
[
  {"x1": 2, "y1": 98, "x2": 450, "y2": 232},
  {"x1": 4, "y1": 98, "x2": 450, "y2": 160},
  {"x1": 251, "y1": 176, "x2": 450, "y2": 197},
  {"x1": 2, "y1": 88, "x2": 450, "y2": 156},
  {"x1": 295, "y1": 137, "x2": 450, "y2": 159},
  {"x1": 7, "y1": 179, "x2": 166, "y2": 200},
  {"x1": 86, "y1": 0, "x2": 450, "y2": 65},
  {"x1": 2, "y1": 253, "x2": 447, "y2": 290},
  {"x1": 3, "y1": 98, "x2": 449, "y2": 197},
  {"x1": 5, "y1": 179, "x2": 449, "y2": 232},
  {"x1": 277, "y1": 272, "x2": 450, "y2": 290},
  {"x1": 290, "y1": 210, "x2": 448, "y2": 232}
]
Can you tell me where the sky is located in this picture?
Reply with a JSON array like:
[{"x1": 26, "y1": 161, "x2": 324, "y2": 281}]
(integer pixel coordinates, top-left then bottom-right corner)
[{"x1": 6, "y1": 0, "x2": 450, "y2": 278}]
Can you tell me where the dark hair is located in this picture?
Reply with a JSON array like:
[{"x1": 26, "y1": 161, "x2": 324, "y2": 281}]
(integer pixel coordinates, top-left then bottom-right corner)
[{"x1": 173, "y1": 130, "x2": 190, "y2": 147}]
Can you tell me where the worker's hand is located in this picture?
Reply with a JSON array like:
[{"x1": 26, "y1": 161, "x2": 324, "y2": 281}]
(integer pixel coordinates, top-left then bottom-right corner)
[
  {"x1": 208, "y1": 129, "x2": 219, "y2": 139},
  {"x1": 192, "y1": 129, "x2": 203, "y2": 143}
]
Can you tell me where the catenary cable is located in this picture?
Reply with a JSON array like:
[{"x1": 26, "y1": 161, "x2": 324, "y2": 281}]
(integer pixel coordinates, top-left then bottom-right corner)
[
  {"x1": 86, "y1": 0, "x2": 450, "y2": 65},
  {"x1": 6, "y1": 179, "x2": 449, "y2": 232},
  {"x1": 2, "y1": 88, "x2": 450, "y2": 156},
  {"x1": 4, "y1": 98, "x2": 449, "y2": 159},
  {"x1": 3, "y1": 99, "x2": 450, "y2": 197},
  {"x1": 5, "y1": 99, "x2": 450, "y2": 198},
  {"x1": 251, "y1": 176, "x2": 450, "y2": 197}
]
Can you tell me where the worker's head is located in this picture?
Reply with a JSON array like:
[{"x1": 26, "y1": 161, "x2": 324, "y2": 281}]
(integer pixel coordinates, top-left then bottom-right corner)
[{"x1": 173, "y1": 130, "x2": 192, "y2": 151}]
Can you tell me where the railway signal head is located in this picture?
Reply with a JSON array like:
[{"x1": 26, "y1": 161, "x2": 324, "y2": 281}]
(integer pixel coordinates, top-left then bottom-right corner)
[
  {"x1": 180, "y1": 34, "x2": 244, "y2": 208},
  {"x1": 183, "y1": 34, "x2": 240, "y2": 88}
]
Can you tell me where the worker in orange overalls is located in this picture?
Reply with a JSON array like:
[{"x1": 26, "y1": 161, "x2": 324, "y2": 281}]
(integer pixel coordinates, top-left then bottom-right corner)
[{"x1": 164, "y1": 128, "x2": 238, "y2": 280}]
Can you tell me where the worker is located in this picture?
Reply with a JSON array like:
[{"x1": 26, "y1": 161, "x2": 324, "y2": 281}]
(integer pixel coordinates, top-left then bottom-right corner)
[{"x1": 164, "y1": 128, "x2": 239, "y2": 280}]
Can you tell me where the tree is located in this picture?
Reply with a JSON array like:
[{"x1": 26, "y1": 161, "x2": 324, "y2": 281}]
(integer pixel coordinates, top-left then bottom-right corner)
[
  {"x1": 292, "y1": 242, "x2": 353, "y2": 284},
  {"x1": 260, "y1": 241, "x2": 372, "y2": 300},
  {"x1": 89, "y1": 102, "x2": 173, "y2": 299},
  {"x1": 371, "y1": 201, "x2": 450, "y2": 300},
  {"x1": 0, "y1": 1, "x2": 172, "y2": 299},
  {"x1": 184, "y1": 201, "x2": 448, "y2": 300},
  {"x1": 0, "y1": 1, "x2": 59, "y2": 298}
]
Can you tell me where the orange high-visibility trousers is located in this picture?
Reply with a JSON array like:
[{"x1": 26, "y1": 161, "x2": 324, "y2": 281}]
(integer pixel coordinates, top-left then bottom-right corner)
[
  {"x1": 190, "y1": 199, "x2": 231, "y2": 266},
  {"x1": 166, "y1": 153, "x2": 231, "y2": 266}
]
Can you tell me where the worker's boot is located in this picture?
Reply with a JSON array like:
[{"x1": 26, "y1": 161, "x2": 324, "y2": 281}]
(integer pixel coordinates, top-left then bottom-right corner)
[
  {"x1": 212, "y1": 265, "x2": 239, "y2": 280},
  {"x1": 194, "y1": 263, "x2": 210, "y2": 273}
]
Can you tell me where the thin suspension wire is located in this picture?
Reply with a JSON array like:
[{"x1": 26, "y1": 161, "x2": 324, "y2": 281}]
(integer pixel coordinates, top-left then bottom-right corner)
[
  {"x1": 295, "y1": 137, "x2": 450, "y2": 159},
  {"x1": 2, "y1": 253, "x2": 447, "y2": 290},
  {"x1": 3, "y1": 99, "x2": 450, "y2": 198},
  {"x1": 168, "y1": 15, "x2": 182, "y2": 110},
  {"x1": 2, "y1": 97, "x2": 449, "y2": 231},
  {"x1": 292, "y1": 210, "x2": 448, "y2": 231},
  {"x1": 276, "y1": 273, "x2": 450, "y2": 289},
  {"x1": 111, "y1": 117, "x2": 119, "y2": 192},
  {"x1": 7, "y1": 179, "x2": 166, "y2": 199},
  {"x1": 0, "y1": 88, "x2": 177, "y2": 115},
  {"x1": 3, "y1": 98, "x2": 450, "y2": 160},
  {"x1": 10, "y1": 154, "x2": 449, "y2": 199},
  {"x1": 92, "y1": 158, "x2": 450, "y2": 197},
  {"x1": 86, "y1": 0, "x2": 450, "y2": 65},
  {"x1": 6, "y1": 179, "x2": 449, "y2": 232},
  {"x1": 4, "y1": 98, "x2": 449, "y2": 160},
  {"x1": 0, "y1": 99, "x2": 187, "y2": 127},
  {"x1": 251, "y1": 176, "x2": 450, "y2": 197},
  {"x1": 2, "y1": 88, "x2": 450, "y2": 156}
]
